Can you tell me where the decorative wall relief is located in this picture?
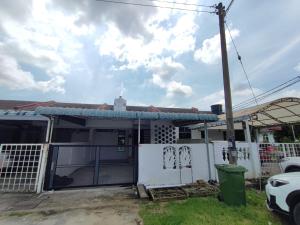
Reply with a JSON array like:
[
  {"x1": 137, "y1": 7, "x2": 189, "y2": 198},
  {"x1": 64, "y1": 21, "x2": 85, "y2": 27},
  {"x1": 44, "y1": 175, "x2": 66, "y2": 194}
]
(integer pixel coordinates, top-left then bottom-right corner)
[
  {"x1": 151, "y1": 122, "x2": 177, "y2": 144},
  {"x1": 222, "y1": 147, "x2": 251, "y2": 161},
  {"x1": 179, "y1": 146, "x2": 192, "y2": 168},
  {"x1": 163, "y1": 146, "x2": 176, "y2": 169}
]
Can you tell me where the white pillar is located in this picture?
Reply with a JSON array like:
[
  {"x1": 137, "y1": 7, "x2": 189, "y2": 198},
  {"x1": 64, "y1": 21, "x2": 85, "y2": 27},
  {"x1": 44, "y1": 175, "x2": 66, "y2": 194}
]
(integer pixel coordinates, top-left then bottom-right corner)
[
  {"x1": 45, "y1": 118, "x2": 51, "y2": 143},
  {"x1": 204, "y1": 122, "x2": 212, "y2": 180},
  {"x1": 244, "y1": 120, "x2": 251, "y2": 143},
  {"x1": 37, "y1": 144, "x2": 49, "y2": 193},
  {"x1": 291, "y1": 125, "x2": 297, "y2": 142},
  {"x1": 48, "y1": 117, "x2": 54, "y2": 143},
  {"x1": 244, "y1": 120, "x2": 259, "y2": 178}
]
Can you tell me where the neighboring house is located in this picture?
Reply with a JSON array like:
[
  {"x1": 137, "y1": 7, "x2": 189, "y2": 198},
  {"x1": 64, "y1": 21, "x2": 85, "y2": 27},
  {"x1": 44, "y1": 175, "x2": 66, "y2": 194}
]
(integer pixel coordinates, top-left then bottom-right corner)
[
  {"x1": 190, "y1": 97, "x2": 300, "y2": 143},
  {"x1": 0, "y1": 97, "x2": 217, "y2": 191}
]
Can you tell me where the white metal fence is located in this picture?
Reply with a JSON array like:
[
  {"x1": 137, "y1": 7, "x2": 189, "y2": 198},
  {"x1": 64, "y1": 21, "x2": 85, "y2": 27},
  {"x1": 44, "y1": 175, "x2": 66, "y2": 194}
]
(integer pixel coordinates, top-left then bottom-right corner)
[
  {"x1": 0, "y1": 144, "x2": 47, "y2": 192},
  {"x1": 258, "y1": 143, "x2": 300, "y2": 177}
]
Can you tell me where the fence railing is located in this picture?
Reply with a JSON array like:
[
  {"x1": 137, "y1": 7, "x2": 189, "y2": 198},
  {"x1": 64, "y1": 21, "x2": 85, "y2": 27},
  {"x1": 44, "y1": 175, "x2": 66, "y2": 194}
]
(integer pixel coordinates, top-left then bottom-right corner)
[
  {"x1": 0, "y1": 143, "x2": 47, "y2": 192},
  {"x1": 259, "y1": 143, "x2": 300, "y2": 177}
]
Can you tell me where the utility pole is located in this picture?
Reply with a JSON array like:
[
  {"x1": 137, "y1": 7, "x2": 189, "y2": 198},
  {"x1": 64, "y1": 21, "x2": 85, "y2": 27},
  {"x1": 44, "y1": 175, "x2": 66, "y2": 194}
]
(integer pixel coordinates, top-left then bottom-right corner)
[{"x1": 216, "y1": 2, "x2": 237, "y2": 164}]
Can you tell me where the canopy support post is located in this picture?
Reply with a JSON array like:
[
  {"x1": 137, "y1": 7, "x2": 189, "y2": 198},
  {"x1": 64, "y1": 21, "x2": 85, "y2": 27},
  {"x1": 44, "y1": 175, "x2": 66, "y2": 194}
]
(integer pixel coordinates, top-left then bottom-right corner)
[
  {"x1": 291, "y1": 125, "x2": 297, "y2": 142},
  {"x1": 138, "y1": 117, "x2": 141, "y2": 144},
  {"x1": 204, "y1": 122, "x2": 212, "y2": 180}
]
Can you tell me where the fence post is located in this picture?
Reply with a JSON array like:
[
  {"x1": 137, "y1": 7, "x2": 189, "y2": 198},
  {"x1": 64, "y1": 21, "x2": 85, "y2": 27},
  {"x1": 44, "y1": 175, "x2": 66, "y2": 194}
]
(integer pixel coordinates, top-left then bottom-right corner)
[
  {"x1": 281, "y1": 144, "x2": 287, "y2": 157},
  {"x1": 37, "y1": 144, "x2": 49, "y2": 193}
]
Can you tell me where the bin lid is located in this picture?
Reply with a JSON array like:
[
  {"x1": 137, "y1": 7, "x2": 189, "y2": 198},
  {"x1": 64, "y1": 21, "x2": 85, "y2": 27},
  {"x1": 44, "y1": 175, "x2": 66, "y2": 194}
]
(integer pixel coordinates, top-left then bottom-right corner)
[{"x1": 215, "y1": 164, "x2": 247, "y2": 173}]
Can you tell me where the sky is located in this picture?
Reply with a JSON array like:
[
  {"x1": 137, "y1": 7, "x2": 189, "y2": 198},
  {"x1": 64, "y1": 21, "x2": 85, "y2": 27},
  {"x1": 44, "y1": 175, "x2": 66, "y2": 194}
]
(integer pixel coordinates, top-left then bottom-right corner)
[{"x1": 0, "y1": 0, "x2": 300, "y2": 110}]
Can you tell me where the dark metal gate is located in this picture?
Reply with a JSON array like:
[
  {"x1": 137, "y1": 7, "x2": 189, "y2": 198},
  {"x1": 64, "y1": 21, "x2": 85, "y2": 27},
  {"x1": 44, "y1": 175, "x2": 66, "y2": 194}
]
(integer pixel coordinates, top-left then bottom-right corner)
[{"x1": 45, "y1": 145, "x2": 137, "y2": 190}]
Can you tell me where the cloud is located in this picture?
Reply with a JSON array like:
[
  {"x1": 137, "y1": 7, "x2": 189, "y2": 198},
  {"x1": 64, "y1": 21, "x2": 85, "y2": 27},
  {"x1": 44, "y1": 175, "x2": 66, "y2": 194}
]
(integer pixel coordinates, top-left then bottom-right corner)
[
  {"x1": 51, "y1": 0, "x2": 156, "y2": 39},
  {"x1": 0, "y1": 54, "x2": 65, "y2": 93},
  {"x1": 0, "y1": 0, "x2": 86, "y2": 95},
  {"x1": 194, "y1": 29, "x2": 240, "y2": 64},
  {"x1": 294, "y1": 62, "x2": 300, "y2": 72},
  {"x1": 148, "y1": 57, "x2": 192, "y2": 97},
  {"x1": 166, "y1": 81, "x2": 193, "y2": 97},
  {"x1": 95, "y1": 13, "x2": 198, "y2": 70},
  {"x1": 0, "y1": 0, "x2": 32, "y2": 23},
  {"x1": 198, "y1": 84, "x2": 263, "y2": 110},
  {"x1": 150, "y1": 58, "x2": 185, "y2": 86}
]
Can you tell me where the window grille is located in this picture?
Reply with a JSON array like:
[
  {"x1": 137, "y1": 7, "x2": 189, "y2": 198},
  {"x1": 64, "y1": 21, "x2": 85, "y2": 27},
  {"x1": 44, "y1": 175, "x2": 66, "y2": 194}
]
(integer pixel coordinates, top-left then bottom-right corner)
[{"x1": 0, "y1": 144, "x2": 45, "y2": 192}]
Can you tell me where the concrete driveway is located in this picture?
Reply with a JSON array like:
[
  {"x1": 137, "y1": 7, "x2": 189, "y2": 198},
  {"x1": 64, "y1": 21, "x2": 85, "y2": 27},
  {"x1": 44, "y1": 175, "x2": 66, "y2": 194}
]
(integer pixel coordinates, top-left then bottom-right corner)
[{"x1": 0, "y1": 187, "x2": 142, "y2": 225}]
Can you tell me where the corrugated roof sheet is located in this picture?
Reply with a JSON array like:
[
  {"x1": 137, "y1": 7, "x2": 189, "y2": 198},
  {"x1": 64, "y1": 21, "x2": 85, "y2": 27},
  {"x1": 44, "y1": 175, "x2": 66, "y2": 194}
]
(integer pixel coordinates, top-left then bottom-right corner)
[
  {"x1": 0, "y1": 100, "x2": 212, "y2": 114},
  {"x1": 191, "y1": 97, "x2": 300, "y2": 128},
  {"x1": 0, "y1": 110, "x2": 48, "y2": 121},
  {"x1": 35, "y1": 106, "x2": 217, "y2": 121}
]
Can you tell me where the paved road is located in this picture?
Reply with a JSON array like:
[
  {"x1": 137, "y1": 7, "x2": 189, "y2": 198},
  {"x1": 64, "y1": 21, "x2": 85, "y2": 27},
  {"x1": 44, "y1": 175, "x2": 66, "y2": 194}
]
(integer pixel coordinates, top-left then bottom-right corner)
[{"x1": 0, "y1": 187, "x2": 142, "y2": 225}]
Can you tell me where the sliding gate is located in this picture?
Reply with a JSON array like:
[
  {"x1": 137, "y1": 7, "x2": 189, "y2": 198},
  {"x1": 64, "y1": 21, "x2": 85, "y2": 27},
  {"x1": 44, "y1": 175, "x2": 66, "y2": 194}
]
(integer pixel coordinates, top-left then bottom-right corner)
[{"x1": 45, "y1": 145, "x2": 137, "y2": 190}]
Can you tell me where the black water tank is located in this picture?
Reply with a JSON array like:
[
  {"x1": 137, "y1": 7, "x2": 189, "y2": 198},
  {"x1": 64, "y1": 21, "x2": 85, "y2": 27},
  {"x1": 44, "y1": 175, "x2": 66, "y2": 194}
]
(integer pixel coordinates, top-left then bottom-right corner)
[{"x1": 211, "y1": 104, "x2": 223, "y2": 115}]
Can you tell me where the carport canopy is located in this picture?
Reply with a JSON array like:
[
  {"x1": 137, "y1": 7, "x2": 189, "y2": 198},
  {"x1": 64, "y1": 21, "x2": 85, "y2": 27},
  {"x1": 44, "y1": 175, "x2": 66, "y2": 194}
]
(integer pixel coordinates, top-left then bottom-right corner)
[{"x1": 190, "y1": 97, "x2": 300, "y2": 129}]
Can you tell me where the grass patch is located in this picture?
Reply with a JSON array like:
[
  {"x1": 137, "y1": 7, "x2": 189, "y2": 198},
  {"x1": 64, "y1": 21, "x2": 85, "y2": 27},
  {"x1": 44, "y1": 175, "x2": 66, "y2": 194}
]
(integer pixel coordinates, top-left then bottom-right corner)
[{"x1": 140, "y1": 190, "x2": 286, "y2": 225}]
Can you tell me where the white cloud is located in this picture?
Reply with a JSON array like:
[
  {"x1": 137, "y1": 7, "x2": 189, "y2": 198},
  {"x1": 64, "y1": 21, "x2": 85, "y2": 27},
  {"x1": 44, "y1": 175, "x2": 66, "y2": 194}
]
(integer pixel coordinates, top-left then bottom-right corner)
[
  {"x1": 0, "y1": 54, "x2": 65, "y2": 93},
  {"x1": 0, "y1": 0, "x2": 86, "y2": 94},
  {"x1": 95, "y1": 13, "x2": 198, "y2": 70},
  {"x1": 150, "y1": 57, "x2": 185, "y2": 86},
  {"x1": 51, "y1": 0, "x2": 157, "y2": 39},
  {"x1": 148, "y1": 57, "x2": 192, "y2": 97},
  {"x1": 194, "y1": 29, "x2": 240, "y2": 64},
  {"x1": 166, "y1": 81, "x2": 193, "y2": 97},
  {"x1": 294, "y1": 62, "x2": 300, "y2": 72}
]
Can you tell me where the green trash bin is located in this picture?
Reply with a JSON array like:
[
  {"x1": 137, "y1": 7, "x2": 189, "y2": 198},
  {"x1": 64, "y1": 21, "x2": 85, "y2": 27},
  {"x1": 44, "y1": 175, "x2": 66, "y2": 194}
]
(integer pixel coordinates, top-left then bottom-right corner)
[{"x1": 215, "y1": 164, "x2": 247, "y2": 206}]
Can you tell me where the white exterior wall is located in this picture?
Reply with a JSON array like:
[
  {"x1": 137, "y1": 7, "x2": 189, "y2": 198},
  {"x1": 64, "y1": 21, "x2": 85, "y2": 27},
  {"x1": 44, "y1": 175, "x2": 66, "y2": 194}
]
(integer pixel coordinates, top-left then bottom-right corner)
[
  {"x1": 208, "y1": 130, "x2": 225, "y2": 141},
  {"x1": 138, "y1": 142, "x2": 261, "y2": 188},
  {"x1": 211, "y1": 141, "x2": 261, "y2": 179},
  {"x1": 191, "y1": 129, "x2": 225, "y2": 141},
  {"x1": 138, "y1": 144, "x2": 210, "y2": 187},
  {"x1": 191, "y1": 129, "x2": 202, "y2": 139}
]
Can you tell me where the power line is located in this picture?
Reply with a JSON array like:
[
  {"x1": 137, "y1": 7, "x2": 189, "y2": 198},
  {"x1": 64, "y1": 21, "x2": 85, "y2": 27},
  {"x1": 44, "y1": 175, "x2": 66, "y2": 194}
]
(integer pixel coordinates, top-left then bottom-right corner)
[
  {"x1": 233, "y1": 76, "x2": 300, "y2": 110},
  {"x1": 95, "y1": 0, "x2": 216, "y2": 13},
  {"x1": 225, "y1": 0, "x2": 235, "y2": 15},
  {"x1": 137, "y1": 0, "x2": 214, "y2": 8},
  {"x1": 234, "y1": 76, "x2": 300, "y2": 108},
  {"x1": 225, "y1": 21, "x2": 258, "y2": 105}
]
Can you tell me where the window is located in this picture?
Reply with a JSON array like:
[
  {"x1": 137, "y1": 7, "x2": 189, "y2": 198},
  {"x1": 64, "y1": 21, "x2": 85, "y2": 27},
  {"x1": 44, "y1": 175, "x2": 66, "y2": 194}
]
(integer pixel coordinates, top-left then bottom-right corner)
[{"x1": 179, "y1": 127, "x2": 191, "y2": 139}]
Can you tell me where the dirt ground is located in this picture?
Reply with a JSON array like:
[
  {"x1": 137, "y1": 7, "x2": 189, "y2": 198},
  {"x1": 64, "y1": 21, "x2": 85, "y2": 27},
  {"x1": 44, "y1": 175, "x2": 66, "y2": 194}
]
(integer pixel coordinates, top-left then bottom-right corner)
[{"x1": 0, "y1": 187, "x2": 142, "y2": 225}]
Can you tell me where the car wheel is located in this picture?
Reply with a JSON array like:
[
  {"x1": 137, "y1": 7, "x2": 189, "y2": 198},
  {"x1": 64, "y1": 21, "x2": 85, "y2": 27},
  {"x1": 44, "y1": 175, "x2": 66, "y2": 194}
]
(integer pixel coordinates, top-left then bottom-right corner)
[
  {"x1": 293, "y1": 202, "x2": 300, "y2": 225},
  {"x1": 285, "y1": 167, "x2": 300, "y2": 173}
]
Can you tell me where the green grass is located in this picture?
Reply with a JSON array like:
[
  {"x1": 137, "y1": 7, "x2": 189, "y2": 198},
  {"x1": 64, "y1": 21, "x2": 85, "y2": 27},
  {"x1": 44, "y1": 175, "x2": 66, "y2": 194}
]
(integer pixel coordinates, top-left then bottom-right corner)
[{"x1": 140, "y1": 190, "x2": 286, "y2": 225}]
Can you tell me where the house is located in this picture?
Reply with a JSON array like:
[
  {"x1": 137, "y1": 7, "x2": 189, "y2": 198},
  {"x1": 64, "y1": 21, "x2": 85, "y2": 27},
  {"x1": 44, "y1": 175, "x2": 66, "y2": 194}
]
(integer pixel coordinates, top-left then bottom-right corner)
[
  {"x1": 0, "y1": 97, "x2": 217, "y2": 192},
  {"x1": 189, "y1": 97, "x2": 300, "y2": 143}
]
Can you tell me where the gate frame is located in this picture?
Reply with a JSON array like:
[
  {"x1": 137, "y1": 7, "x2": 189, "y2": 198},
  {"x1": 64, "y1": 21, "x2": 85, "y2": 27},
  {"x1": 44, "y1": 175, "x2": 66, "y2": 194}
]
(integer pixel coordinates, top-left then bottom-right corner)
[{"x1": 44, "y1": 144, "x2": 138, "y2": 190}]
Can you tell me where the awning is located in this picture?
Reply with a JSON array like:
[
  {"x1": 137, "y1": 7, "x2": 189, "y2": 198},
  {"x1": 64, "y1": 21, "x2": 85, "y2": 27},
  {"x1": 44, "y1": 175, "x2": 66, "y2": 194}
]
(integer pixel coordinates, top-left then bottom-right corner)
[
  {"x1": 190, "y1": 97, "x2": 300, "y2": 129},
  {"x1": 0, "y1": 110, "x2": 48, "y2": 121},
  {"x1": 35, "y1": 106, "x2": 218, "y2": 122}
]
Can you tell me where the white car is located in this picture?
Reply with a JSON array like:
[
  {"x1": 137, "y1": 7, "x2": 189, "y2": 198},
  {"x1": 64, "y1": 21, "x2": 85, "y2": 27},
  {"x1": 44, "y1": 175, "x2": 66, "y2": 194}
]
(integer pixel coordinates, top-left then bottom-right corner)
[
  {"x1": 266, "y1": 172, "x2": 300, "y2": 225},
  {"x1": 280, "y1": 157, "x2": 300, "y2": 173}
]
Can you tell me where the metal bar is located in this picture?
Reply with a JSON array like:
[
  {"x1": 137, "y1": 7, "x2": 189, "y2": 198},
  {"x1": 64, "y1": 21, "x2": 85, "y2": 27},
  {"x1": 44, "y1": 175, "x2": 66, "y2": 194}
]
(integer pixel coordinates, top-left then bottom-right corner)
[
  {"x1": 45, "y1": 118, "x2": 51, "y2": 143},
  {"x1": 138, "y1": 117, "x2": 141, "y2": 144},
  {"x1": 94, "y1": 146, "x2": 100, "y2": 185},
  {"x1": 204, "y1": 122, "x2": 212, "y2": 180},
  {"x1": 37, "y1": 144, "x2": 48, "y2": 193},
  {"x1": 48, "y1": 146, "x2": 59, "y2": 190},
  {"x1": 49, "y1": 117, "x2": 54, "y2": 143},
  {"x1": 291, "y1": 125, "x2": 297, "y2": 142}
]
